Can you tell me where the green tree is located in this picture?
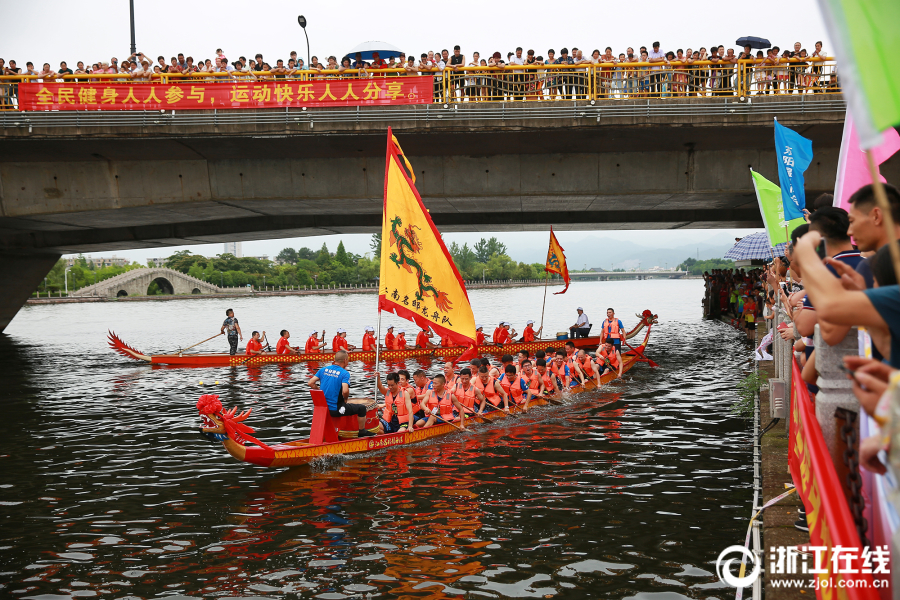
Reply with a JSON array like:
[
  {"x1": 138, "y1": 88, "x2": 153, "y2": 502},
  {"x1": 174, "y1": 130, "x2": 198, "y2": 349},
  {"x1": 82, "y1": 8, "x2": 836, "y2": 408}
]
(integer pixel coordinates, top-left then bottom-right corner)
[
  {"x1": 676, "y1": 257, "x2": 734, "y2": 275},
  {"x1": 473, "y1": 237, "x2": 508, "y2": 263},
  {"x1": 316, "y1": 243, "x2": 332, "y2": 268},
  {"x1": 298, "y1": 247, "x2": 316, "y2": 261},
  {"x1": 277, "y1": 248, "x2": 299, "y2": 265},
  {"x1": 370, "y1": 232, "x2": 382, "y2": 257},
  {"x1": 334, "y1": 241, "x2": 353, "y2": 267}
]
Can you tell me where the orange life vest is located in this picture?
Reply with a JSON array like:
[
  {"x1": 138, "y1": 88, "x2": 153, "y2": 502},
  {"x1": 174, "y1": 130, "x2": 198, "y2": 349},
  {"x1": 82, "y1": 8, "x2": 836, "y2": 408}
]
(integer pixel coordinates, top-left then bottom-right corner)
[
  {"x1": 538, "y1": 369, "x2": 554, "y2": 391},
  {"x1": 550, "y1": 360, "x2": 569, "y2": 380},
  {"x1": 496, "y1": 328, "x2": 511, "y2": 344},
  {"x1": 598, "y1": 348, "x2": 620, "y2": 369},
  {"x1": 415, "y1": 331, "x2": 429, "y2": 348},
  {"x1": 246, "y1": 339, "x2": 262, "y2": 355},
  {"x1": 394, "y1": 334, "x2": 406, "y2": 350},
  {"x1": 385, "y1": 388, "x2": 409, "y2": 421},
  {"x1": 504, "y1": 374, "x2": 525, "y2": 403},
  {"x1": 522, "y1": 326, "x2": 535, "y2": 342},
  {"x1": 474, "y1": 375, "x2": 501, "y2": 406},
  {"x1": 523, "y1": 370, "x2": 540, "y2": 391},
  {"x1": 305, "y1": 336, "x2": 320, "y2": 353},
  {"x1": 492, "y1": 327, "x2": 501, "y2": 342},
  {"x1": 426, "y1": 389, "x2": 455, "y2": 420},
  {"x1": 603, "y1": 318, "x2": 622, "y2": 340},
  {"x1": 440, "y1": 335, "x2": 451, "y2": 347},
  {"x1": 476, "y1": 331, "x2": 486, "y2": 345},
  {"x1": 444, "y1": 374, "x2": 458, "y2": 390},
  {"x1": 384, "y1": 332, "x2": 395, "y2": 348},
  {"x1": 413, "y1": 382, "x2": 432, "y2": 409},
  {"x1": 454, "y1": 381, "x2": 477, "y2": 410},
  {"x1": 332, "y1": 336, "x2": 348, "y2": 351},
  {"x1": 498, "y1": 373, "x2": 512, "y2": 397},
  {"x1": 362, "y1": 333, "x2": 376, "y2": 351}
]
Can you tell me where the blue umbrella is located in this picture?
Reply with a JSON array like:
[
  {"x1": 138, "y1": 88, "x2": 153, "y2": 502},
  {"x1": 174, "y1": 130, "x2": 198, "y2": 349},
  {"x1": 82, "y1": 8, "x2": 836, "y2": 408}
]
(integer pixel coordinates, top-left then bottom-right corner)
[
  {"x1": 343, "y1": 41, "x2": 403, "y2": 61},
  {"x1": 724, "y1": 231, "x2": 785, "y2": 260},
  {"x1": 736, "y1": 36, "x2": 771, "y2": 50}
]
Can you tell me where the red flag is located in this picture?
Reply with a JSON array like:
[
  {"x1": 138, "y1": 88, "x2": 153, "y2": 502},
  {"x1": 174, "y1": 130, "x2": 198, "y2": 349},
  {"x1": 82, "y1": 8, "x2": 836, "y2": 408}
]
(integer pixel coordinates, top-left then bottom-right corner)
[{"x1": 545, "y1": 228, "x2": 571, "y2": 294}]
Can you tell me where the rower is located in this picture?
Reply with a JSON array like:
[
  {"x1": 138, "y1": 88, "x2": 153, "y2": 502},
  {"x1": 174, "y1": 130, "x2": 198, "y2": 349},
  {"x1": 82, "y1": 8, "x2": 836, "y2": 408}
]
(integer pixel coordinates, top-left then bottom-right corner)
[
  {"x1": 491, "y1": 322, "x2": 503, "y2": 343},
  {"x1": 439, "y1": 331, "x2": 452, "y2": 347},
  {"x1": 384, "y1": 325, "x2": 396, "y2": 350},
  {"x1": 245, "y1": 330, "x2": 266, "y2": 355},
  {"x1": 305, "y1": 330, "x2": 326, "y2": 353},
  {"x1": 500, "y1": 364, "x2": 529, "y2": 406},
  {"x1": 220, "y1": 308, "x2": 243, "y2": 355},
  {"x1": 475, "y1": 325, "x2": 486, "y2": 346},
  {"x1": 415, "y1": 326, "x2": 438, "y2": 349},
  {"x1": 394, "y1": 329, "x2": 408, "y2": 350},
  {"x1": 520, "y1": 359, "x2": 541, "y2": 411},
  {"x1": 516, "y1": 350, "x2": 530, "y2": 372},
  {"x1": 549, "y1": 351, "x2": 572, "y2": 388},
  {"x1": 495, "y1": 322, "x2": 512, "y2": 345},
  {"x1": 412, "y1": 369, "x2": 433, "y2": 410},
  {"x1": 569, "y1": 307, "x2": 591, "y2": 339},
  {"x1": 443, "y1": 362, "x2": 458, "y2": 389},
  {"x1": 534, "y1": 358, "x2": 560, "y2": 396},
  {"x1": 375, "y1": 372, "x2": 414, "y2": 432},
  {"x1": 496, "y1": 354, "x2": 515, "y2": 379},
  {"x1": 276, "y1": 330, "x2": 300, "y2": 355},
  {"x1": 474, "y1": 365, "x2": 509, "y2": 414},
  {"x1": 332, "y1": 328, "x2": 356, "y2": 352},
  {"x1": 574, "y1": 349, "x2": 592, "y2": 384},
  {"x1": 422, "y1": 374, "x2": 467, "y2": 429},
  {"x1": 564, "y1": 340, "x2": 577, "y2": 362},
  {"x1": 309, "y1": 350, "x2": 374, "y2": 437},
  {"x1": 521, "y1": 320, "x2": 541, "y2": 342},
  {"x1": 600, "y1": 308, "x2": 625, "y2": 356},
  {"x1": 362, "y1": 326, "x2": 377, "y2": 351},
  {"x1": 452, "y1": 368, "x2": 486, "y2": 417},
  {"x1": 595, "y1": 341, "x2": 623, "y2": 379},
  {"x1": 398, "y1": 369, "x2": 412, "y2": 393}
]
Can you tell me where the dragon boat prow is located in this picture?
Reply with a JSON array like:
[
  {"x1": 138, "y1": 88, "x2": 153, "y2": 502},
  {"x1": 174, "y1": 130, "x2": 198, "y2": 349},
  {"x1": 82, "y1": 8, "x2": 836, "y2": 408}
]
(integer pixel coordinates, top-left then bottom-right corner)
[{"x1": 107, "y1": 331, "x2": 152, "y2": 362}]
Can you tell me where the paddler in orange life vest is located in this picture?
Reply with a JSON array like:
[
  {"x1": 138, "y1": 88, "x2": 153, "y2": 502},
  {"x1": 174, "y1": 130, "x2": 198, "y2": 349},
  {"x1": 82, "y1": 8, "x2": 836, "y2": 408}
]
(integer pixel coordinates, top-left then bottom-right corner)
[
  {"x1": 474, "y1": 365, "x2": 510, "y2": 414},
  {"x1": 332, "y1": 328, "x2": 356, "y2": 352},
  {"x1": 475, "y1": 325, "x2": 486, "y2": 346},
  {"x1": 362, "y1": 326, "x2": 377, "y2": 351},
  {"x1": 520, "y1": 359, "x2": 542, "y2": 411},
  {"x1": 305, "y1": 330, "x2": 326, "y2": 354},
  {"x1": 375, "y1": 372, "x2": 415, "y2": 432},
  {"x1": 495, "y1": 322, "x2": 517, "y2": 345},
  {"x1": 245, "y1": 330, "x2": 266, "y2": 355},
  {"x1": 563, "y1": 341, "x2": 587, "y2": 385},
  {"x1": 415, "y1": 326, "x2": 439, "y2": 349},
  {"x1": 600, "y1": 308, "x2": 625, "y2": 356},
  {"x1": 491, "y1": 322, "x2": 503, "y2": 344},
  {"x1": 452, "y1": 367, "x2": 487, "y2": 416},
  {"x1": 394, "y1": 329, "x2": 408, "y2": 350},
  {"x1": 574, "y1": 349, "x2": 594, "y2": 384},
  {"x1": 276, "y1": 330, "x2": 300, "y2": 355},
  {"x1": 593, "y1": 341, "x2": 623, "y2": 380},
  {"x1": 495, "y1": 354, "x2": 515, "y2": 379},
  {"x1": 409, "y1": 369, "x2": 431, "y2": 427},
  {"x1": 443, "y1": 362, "x2": 458, "y2": 389},
  {"x1": 549, "y1": 351, "x2": 573, "y2": 388},
  {"x1": 421, "y1": 374, "x2": 468, "y2": 429},
  {"x1": 534, "y1": 358, "x2": 561, "y2": 397},
  {"x1": 499, "y1": 364, "x2": 530, "y2": 407},
  {"x1": 521, "y1": 320, "x2": 542, "y2": 342},
  {"x1": 384, "y1": 325, "x2": 396, "y2": 350},
  {"x1": 516, "y1": 350, "x2": 530, "y2": 373}
]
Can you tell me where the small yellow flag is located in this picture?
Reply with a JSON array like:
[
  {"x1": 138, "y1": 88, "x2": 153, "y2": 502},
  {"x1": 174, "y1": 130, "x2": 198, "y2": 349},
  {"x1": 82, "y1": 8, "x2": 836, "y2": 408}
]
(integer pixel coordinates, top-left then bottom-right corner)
[
  {"x1": 545, "y1": 227, "x2": 571, "y2": 294},
  {"x1": 379, "y1": 128, "x2": 477, "y2": 357}
]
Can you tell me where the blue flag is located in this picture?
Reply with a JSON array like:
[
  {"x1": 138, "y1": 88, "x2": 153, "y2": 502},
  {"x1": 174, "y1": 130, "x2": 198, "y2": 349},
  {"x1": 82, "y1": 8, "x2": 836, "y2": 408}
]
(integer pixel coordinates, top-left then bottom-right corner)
[{"x1": 773, "y1": 119, "x2": 813, "y2": 221}]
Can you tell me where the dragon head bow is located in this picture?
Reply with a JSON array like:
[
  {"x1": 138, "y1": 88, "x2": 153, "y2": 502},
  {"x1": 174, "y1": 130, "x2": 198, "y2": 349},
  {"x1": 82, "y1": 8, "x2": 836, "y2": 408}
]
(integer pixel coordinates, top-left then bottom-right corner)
[{"x1": 196, "y1": 394, "x2": 272, "y2": 451}]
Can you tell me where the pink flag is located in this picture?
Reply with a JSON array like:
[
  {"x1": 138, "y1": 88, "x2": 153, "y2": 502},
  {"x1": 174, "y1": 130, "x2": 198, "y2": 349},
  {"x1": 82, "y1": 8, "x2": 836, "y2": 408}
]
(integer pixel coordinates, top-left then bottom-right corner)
[{"x1": 833, "y1": 114, "x2": 900, "y2": 211}]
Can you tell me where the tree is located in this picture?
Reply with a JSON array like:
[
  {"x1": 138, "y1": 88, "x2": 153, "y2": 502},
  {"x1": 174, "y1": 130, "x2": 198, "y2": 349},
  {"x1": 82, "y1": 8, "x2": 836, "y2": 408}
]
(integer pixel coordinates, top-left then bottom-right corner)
[
  {"x1": 334, "y1": 241, "x2": 353, "y2": 267},
  {"x1": 370, "y1": 232, "x2": 382, "y2": 257},
  {"x1": 473, "y1": 237, "x2": 508, "y2": 263},
  {"x1": 297, "y1": 247, "x2": 316, "y2": 261},
  {"x1": 316, "y1": 243, "x2": 331, "y2": 268},
  {"x1": 449, "y1": 242, "x2": 477, "y2": 274},
  {"x1": 277, "y1": 248, "x2": 298, "y2": 265}
]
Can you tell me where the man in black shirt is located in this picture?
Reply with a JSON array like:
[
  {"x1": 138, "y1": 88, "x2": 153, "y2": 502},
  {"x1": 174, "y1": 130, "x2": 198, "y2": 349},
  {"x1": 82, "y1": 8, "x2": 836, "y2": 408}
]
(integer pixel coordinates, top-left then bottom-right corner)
[{"x1": 58, "y1": 61, "x2": 74, "y2": 78}]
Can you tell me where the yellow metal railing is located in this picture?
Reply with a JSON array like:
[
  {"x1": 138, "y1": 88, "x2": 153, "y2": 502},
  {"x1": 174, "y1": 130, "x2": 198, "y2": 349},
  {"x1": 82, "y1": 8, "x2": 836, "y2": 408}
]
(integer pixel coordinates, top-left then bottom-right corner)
[{"x1": 0, "y1": 58, "x2": 838, "y2": 111}]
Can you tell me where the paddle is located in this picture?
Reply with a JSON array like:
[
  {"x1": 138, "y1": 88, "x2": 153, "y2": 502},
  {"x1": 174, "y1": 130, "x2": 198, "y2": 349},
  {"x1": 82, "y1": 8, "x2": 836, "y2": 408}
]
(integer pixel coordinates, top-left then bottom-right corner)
[
  {"x1": 235, "y1": 333, "x2": 272, "y2": 366},
  {"x1": 622, "y1": 338, "x2": 658, "y2": 367},
  {"x1": 433, "y1": 414, "x2": 466, "y2": 432},
  {"x1": 179, "y1": 332, "x2": 223, "y2": 354}
]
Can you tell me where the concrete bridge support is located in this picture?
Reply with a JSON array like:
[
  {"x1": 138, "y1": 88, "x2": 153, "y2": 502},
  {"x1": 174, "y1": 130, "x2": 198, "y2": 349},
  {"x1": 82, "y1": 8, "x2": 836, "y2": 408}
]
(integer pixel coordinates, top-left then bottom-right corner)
[{"x1": 0, "y1": 252, "x2": 61, "y2": 331}]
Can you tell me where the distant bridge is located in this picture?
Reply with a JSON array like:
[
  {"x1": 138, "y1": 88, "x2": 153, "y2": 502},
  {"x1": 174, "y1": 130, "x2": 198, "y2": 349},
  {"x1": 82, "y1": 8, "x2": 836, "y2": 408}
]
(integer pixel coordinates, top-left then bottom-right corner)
[
  {"x1": 70, "y1": 267, "x2": 249, "y2": 298},
  {"x1": 570, "y1": 270, "x2": 690, "y2": 280}
]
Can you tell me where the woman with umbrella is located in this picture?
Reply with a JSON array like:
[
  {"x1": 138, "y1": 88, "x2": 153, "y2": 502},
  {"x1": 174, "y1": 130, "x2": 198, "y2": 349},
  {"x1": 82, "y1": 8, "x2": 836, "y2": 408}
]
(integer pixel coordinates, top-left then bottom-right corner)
[{"x1": 735, "y1": 37, "x2": 770, "y2": 96}]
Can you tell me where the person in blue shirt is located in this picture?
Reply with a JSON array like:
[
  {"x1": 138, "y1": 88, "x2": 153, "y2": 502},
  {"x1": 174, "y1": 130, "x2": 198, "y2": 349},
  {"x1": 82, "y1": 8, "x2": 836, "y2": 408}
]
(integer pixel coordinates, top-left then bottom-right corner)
[{"x1": 308, "y1": 350, "x2": 374, "y2": 437}]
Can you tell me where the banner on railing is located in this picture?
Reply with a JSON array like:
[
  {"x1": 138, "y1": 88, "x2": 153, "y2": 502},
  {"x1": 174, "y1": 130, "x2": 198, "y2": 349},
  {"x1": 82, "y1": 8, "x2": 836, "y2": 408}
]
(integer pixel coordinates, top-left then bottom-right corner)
[
  {"x1": 788, "y1": 360, "x2": 882, "y2": 599},
  {"x1": 16, "y1": 78, "x2": 434, "y2": 111}
]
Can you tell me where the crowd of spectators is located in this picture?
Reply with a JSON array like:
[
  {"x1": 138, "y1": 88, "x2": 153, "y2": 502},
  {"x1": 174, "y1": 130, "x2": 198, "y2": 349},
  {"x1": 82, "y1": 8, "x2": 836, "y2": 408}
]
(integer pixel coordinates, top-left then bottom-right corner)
[{"x1": 0, "y1": 39, "x2": 837, "y2": 106}]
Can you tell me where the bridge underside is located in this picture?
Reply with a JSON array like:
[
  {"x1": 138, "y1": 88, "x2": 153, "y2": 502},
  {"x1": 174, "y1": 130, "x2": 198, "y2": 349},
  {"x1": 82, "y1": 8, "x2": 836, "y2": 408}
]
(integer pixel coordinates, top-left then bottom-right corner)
[{"x1": 0, "y1": 97, "x2": 878, "y2": 255}]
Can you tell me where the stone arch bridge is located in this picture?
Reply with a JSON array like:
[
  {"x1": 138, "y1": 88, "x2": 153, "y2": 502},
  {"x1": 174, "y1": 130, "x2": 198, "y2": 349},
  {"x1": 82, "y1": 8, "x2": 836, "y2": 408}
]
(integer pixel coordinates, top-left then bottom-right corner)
[{"x1": 71, "y1": 267, "x2": 225, "y2": 298}]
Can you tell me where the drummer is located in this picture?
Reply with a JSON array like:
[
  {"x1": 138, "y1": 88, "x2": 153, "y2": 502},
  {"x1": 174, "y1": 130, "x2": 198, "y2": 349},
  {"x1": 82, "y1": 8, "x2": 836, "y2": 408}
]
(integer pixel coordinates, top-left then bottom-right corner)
[{"x1": 308, "y1": 350, "x2": 374, "y2": 437}]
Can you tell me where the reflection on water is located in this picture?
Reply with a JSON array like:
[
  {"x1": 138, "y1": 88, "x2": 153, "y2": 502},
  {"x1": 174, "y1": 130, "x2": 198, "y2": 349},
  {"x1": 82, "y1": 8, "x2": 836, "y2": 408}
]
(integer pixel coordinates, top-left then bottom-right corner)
[{"x1": 1, "y1": 280, "x2": 752, "y2": 599}]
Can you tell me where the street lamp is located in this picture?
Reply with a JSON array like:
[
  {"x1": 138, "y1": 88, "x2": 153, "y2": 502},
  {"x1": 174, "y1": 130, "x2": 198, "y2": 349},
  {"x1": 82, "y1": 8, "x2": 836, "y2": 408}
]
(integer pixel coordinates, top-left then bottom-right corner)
[
  {"x1": 129, "y1": 0, "x2": 136, "y2": 56},
  {"x1": 297, "y1": 15, "x2": 310, "y2": 70},
  {"x1": 64, "y1": 266, "x2": 71, "y2": 296}
]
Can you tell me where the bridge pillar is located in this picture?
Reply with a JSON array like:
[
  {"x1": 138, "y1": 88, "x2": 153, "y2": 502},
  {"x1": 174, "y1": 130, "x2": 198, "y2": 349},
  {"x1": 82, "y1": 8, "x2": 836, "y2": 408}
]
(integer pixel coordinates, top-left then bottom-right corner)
[{"x1": 0, "y1": 252, "x2": 61, "y2": 333}]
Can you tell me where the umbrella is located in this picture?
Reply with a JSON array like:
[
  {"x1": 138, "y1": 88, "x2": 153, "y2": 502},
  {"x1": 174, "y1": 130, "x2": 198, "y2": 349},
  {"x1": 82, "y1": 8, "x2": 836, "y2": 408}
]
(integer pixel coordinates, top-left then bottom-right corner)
[
  {"x1": 723, "y1": 231, "x2": 786, "y2": 260},
  {"x1": 735, "y1": 36, "x2": 771, "y2": 50},
  {"x1": 343, "y1": 41, "x2": 403, "y2": 61}
]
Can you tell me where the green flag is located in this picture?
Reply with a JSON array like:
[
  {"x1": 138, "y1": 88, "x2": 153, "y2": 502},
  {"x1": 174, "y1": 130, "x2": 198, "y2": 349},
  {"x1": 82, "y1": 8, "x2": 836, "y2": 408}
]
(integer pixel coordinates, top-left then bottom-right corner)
[
  {"x1": 817, "y1": 0, "x2": 900, "y2": 148},
  {"x1": 751, "y1": 170, "x2": 804, "y2": 247}
]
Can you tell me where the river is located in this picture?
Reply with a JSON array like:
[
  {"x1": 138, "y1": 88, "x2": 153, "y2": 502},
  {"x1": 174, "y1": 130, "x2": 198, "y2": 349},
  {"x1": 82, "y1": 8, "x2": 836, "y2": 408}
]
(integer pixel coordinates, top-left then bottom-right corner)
[{"x1": 0, "y1": 279, "x2": 753, "y2": 599}]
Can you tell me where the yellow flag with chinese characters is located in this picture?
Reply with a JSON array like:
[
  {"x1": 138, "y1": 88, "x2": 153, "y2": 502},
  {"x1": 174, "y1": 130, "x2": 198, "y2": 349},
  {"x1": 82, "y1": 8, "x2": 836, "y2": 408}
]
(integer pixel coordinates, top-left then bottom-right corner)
[
  {"x1": 379, "y1": 128, "x2": 476, "y2": 359},
  {"x1": 545, "y1": 227, "x2": 571, "y2": 294}
]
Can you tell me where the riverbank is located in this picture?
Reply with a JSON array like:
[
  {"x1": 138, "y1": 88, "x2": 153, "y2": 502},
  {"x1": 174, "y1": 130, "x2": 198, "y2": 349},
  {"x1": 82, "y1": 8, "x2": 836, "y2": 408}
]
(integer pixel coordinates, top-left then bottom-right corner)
[{"x1": 25, "y1": 279, "x2": 560, "y2": 305}]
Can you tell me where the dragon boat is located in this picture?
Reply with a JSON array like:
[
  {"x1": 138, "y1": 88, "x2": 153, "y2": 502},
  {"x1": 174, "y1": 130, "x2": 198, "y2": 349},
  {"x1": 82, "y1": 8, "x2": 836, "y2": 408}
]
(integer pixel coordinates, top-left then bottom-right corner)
[
  {"x1": 109, "y1": 310, "x2": 658, "y2": 367},
  {"x1": 196, "y1": 311, "x2": 657, "y2": 468}
]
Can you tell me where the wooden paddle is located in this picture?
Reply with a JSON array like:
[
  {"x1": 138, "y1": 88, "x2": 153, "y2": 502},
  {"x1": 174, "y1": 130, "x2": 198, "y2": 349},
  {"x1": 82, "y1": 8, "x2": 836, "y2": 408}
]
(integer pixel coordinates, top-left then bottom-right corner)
[
  {"x1": 179, "y1": 332, "x2": 223, "y2": 354},
  {"x1": 434, "y1": 414, "x2": 466, "y2": 432}
]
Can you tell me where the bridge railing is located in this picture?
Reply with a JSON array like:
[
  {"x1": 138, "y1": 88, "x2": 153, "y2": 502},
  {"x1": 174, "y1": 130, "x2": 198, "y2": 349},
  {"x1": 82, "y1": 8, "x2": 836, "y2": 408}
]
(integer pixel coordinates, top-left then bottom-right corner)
[{"x1": 0, "y1": 58, "x2": 838, "y2": 111}]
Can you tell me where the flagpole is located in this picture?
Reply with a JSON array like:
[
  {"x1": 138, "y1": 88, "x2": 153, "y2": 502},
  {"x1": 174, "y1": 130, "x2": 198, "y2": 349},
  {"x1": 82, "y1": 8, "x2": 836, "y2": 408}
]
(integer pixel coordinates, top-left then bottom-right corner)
[
  {"x1": 539, "y1": 275, "x2": 548, "y2": 338},
  {"x1": 373, "y1": 278, "x2": 382, "y2": 402},
  {"x1": 866, "y1": 151, "x2": 900, "y2": 295}
]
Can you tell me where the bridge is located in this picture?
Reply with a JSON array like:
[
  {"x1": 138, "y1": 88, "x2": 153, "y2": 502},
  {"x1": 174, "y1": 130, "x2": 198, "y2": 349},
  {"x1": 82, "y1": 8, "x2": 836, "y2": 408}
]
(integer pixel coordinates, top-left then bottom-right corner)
[
  {"x1": 69, "y1": 267, "x2": 248, "y2": 298},
  {"x1": 0, "y1": 90, "x2": 886, "y2": 332},
  {"x1": 570, "y1": 270, "x2": 690, "y2": 280}
]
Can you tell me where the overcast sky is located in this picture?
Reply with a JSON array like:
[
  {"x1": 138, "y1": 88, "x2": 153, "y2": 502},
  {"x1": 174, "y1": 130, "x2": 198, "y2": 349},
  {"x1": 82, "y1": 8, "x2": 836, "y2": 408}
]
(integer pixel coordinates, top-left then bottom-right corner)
[{"x1": 2, "y1": 1, "x2": 831, "y2": 263}]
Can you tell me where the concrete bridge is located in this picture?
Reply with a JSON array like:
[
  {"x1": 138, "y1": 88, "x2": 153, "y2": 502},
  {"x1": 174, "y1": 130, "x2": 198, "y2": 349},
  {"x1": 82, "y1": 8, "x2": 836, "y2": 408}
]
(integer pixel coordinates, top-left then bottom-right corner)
[
  {"x1": 0, "y1": 94, "x2": 889, "y2": 332},
  {"x1": 69, "y1": 267, "x2": 243, "y2": 298},
  {"x1": 570, "y1": 270, "x2": 690, "y2": 280}
]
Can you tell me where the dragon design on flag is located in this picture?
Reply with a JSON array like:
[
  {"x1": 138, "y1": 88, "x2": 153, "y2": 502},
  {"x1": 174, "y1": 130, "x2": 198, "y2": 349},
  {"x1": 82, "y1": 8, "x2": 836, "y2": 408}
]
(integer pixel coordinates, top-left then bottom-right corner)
[
  {"x1": 547, "y1": 251, "x2": 561, "y2": 271},
  {"x1": 388, "y1": 216, "x2": 453, "y2": 312}
]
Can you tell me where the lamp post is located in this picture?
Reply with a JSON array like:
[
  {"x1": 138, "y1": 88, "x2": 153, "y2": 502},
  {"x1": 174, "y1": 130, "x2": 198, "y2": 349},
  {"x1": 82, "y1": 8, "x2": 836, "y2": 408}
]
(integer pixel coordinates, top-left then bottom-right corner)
[
  {"x1": 297, "y1": 15, "x2": 310, "y2": 70},
  {"x1": 129, "y1": 0, "x2": 136, "y2": 56},
  {"x1": 64, "y1": 266, "x2": 71, "y2": 296}
]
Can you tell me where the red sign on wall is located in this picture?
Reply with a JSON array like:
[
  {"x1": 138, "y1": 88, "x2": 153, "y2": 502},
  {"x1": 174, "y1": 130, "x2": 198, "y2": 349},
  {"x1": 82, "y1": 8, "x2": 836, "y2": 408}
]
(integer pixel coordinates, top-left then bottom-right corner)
[{"x1": 17, "y1": 77, "x2": 434, "y2": 111}]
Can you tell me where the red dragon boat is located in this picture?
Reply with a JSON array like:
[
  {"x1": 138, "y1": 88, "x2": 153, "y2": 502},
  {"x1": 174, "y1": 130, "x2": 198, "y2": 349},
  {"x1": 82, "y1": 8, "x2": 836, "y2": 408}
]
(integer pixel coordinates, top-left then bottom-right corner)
[
  {"x1": 196, "y1": 311, "x2": 657, "y2": 468},
  {"x1": 109, "y1": 310, "x2": 657, "y2": 367}
]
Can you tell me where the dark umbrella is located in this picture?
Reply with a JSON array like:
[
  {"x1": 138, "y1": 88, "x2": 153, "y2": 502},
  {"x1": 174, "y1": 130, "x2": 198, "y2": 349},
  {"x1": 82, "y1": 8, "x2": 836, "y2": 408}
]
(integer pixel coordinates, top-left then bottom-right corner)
[{"x1": 736, "y1": 36, "x2": 771, "y2": 49}]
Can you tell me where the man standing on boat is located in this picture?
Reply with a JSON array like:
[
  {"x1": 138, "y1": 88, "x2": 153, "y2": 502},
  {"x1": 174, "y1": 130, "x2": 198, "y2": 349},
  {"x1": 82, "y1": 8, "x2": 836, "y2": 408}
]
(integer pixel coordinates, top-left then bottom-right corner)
[
  {"x1": 600, "y1": 308, "x2": 625, "y2": 356},
  {"x1": 569, "y1": 307, "x2": 591, "y2": 338},
  {"x1": 309, "y1": 350, "x2": 374, "y2": 437},
  {"x1": 220, "y1": 308, "x2": 243, "y2": 355}
]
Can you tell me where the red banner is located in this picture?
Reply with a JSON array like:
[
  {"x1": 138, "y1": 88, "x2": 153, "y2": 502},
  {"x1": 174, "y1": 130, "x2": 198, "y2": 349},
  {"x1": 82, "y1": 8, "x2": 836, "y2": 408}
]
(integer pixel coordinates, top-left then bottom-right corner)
[
  {"x1": 788, "y1": 360, "x2": 882, "y2": 599},
  {"x1": 16, "y1": 78, "x2": 433, "y2": 111}
]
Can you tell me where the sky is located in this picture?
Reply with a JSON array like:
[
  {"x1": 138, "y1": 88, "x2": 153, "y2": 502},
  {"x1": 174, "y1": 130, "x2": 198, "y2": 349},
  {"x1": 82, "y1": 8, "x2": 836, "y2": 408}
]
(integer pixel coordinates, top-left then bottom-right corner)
[{"x1": 2, "y1": 0, "x2": 832, "y2": 265}]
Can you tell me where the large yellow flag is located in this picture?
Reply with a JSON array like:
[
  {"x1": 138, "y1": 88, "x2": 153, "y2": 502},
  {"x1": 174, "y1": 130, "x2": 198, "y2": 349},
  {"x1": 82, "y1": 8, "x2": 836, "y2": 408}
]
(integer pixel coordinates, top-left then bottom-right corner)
[
  {"x1": 545, "y1": 227, "x2": 571, "y2": 294},
  {"x1": 379, "y1": 128, "x2": 477, "y2": 357}
]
